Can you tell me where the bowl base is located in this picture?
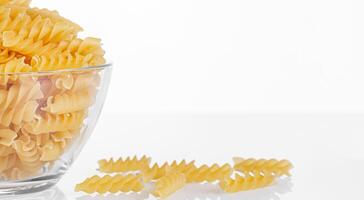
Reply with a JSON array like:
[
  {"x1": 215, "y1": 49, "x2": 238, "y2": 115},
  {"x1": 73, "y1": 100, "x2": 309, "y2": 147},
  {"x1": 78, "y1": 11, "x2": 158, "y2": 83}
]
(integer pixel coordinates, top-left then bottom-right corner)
[{"x1": 0, "y1": 174, "x2": 61, "y2": 195}]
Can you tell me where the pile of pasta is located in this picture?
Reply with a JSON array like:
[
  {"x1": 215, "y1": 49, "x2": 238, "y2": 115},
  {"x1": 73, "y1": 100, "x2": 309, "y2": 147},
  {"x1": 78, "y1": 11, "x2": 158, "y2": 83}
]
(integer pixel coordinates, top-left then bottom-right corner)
[
  {"x1": 75, "y1": 156, "x2": 293, "y2": 199},
  {"x1": 0, "y1": 0, "x2": 105, "y2": 180}
]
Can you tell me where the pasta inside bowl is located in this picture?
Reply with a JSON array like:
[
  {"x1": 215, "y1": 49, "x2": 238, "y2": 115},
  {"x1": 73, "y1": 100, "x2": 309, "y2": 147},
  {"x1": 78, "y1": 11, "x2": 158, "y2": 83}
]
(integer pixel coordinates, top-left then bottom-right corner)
[{"x1": 0, "y1": 63, "x2": 112, "y2": 194}]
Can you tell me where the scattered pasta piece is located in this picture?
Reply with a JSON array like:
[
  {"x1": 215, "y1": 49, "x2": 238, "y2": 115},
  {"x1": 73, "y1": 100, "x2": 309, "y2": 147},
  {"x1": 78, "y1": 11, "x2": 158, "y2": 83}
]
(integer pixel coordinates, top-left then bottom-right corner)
[
  {"x1": 233, "y1": 157, "x2": 293, "y2": 176},
  {"x1": 75, "y1": 174, "x2": 144, "y2": 194},
  {"x1": 152, "y1": 172, "x2": 186, "y2": 199},
  {"x1": 219, "y1": 172, "x2": 275, "y2": 193},
  {"x1": 98, "y1": 155, "x2": 151, "y2": 173},
  {"x1": 142, "y1": 163, "x2": 171, "y2": 182},
  {"x1": 185, "y1": 163, "x2": 233, "y2": 183}
]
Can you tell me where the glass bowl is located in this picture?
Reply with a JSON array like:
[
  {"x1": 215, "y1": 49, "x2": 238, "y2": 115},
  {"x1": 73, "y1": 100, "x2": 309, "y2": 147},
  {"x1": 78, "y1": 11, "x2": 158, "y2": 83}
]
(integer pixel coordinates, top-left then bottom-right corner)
[{"x1": 0, "y1": 63, "x2": 112, "y2": 195}]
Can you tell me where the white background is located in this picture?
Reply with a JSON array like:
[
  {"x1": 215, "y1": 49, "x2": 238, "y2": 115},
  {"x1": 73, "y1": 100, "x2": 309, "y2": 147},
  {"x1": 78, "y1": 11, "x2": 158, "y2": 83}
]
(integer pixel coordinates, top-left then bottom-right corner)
[{"x1": 16, "y1": 0, "x2": 364, "y2": 199}]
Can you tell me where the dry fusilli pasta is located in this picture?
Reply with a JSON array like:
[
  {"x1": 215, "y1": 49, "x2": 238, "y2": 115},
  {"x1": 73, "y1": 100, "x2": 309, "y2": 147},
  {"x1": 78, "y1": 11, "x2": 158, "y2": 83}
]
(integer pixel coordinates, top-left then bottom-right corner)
[
  {"x1": 233, "y1": 157, "x2": 293, "y2": 176},
  {"x1": 219, "y1": 172, "x2": 275, "y2": 193},
  {"x1": 43, "y1": 89, "x2": 94, "y2": 114},
  {"x1": 31, "y1": 53, "x2": 93, "y2": 71},
  {"x1": 98, "y1": 155, "x2": 151, "y2": 173},
  {"x1": 152, "y1": 172, "x2": 186, "y2": 199},
  {"x1": 75, "y1": 174, "x2": 144, "y2": 194},
  {"x1": 185, "y1": 163, "x2": 232, "y2": 183},
  {"x1": 0, "y1": 128, "x2": 16, "y2": 146},
  {"x1": 23, "y1": 111, "x2": 85, "y2": 134},
  {"x1": 142, "y1": 163, "x2": 171, "y2": 182}
]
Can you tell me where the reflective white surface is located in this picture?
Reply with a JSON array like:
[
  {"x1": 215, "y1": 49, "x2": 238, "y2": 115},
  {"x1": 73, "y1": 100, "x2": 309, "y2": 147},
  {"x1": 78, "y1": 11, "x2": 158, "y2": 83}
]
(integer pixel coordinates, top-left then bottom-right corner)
[{"x1": 10, "y1": 113, "x2": 364, "y2": 199}]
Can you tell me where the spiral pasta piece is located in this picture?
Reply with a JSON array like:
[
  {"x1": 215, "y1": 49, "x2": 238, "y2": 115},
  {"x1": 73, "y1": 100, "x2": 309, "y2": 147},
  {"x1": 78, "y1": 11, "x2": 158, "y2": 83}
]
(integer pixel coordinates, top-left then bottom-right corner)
[
  {"x1": 31, "y1": 53, "x2": 93, "y2": 71},
  {"x1": 52, "y1": 73, "x2": 74, "y2": 90},
  {"x1": 23, "y1": 111, "x2": 85, "y2": 134},
  {"x1": 40, "y1": 139, "x2": 63, "y2": 161},
  {"x1": 0, "y1": 144, "x2": 14, "y2": 156},
  {"x1": 98, "y1": 155, "x2": 151, "y2": 173},
  {"x1": 185, "y1": 163, "x2": 232, "y2": 183},
  {"x1": 75, "y1": 174, "x2": 144, "y2": 194},
  {"x1": 170, "y1": 160, "x2": 197, "y2": 174},
  {"x1": 152, "y1": 172, "x2": 186, "y2": 199},
  {"x1": 13, "y1": 133, "x2": 44, "y2": 172},
  {"x1": 0, "y1": 57, "x2": 32, "y2": 86},
  {"x1": 43, "y1": 89, "x2": 94, "y2": 114},
  {"x1": 0, "y1": 48, "x2": 16, "y2": 64},
  {"x1": 142, "y1": 163, "x2": 171, "y2": 182},
  {"x1": 0, "y1": 0, "x2": 31, "y2": 6},
  {"x1": 233, "y1": 157, "x2": 293, "y2": 176},
  {"x1": 71, "y1": 72, "x2": 100, "y2": 92},
  {"x1": 0, "y1": 82, "x2": 42, "y2": 126},
  {"x1": 219, "y1": 172, "x2": 275, "y2": 193},
  {"x1": 0, "y1": 128, "x2": 16, "y2": 146},
  {"x1": 50, "y1": 130, "x2": 76, "y2": 149},
  {"x1": 26, "y1": 7, "x2": 82, "y2": 32}
]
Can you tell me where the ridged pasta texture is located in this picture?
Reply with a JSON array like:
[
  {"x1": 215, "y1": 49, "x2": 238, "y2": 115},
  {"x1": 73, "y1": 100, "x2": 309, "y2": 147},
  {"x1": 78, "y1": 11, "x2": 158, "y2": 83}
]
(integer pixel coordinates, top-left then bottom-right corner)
[
  {"x1": 152, "y1": 172, "x2": 186, "y2": 199},
  {"x1": 233, "y1": 157, "x2": 293, "y2": 176},
  {"x1": 42, "y1": 89, "x2": 94, "y2": 114},
  {"x1": 185, "y1": 163, "x2": 233, "y2": 183},
  {"x1": 142, "y1": 163, "x2": 171, "y2": 182},
  {"x1": 0, "y1": 0, "x2": 105, "y2": 181},
  {"x1": 219, "y1": 172, "x2": 275, "y2": 193},
  {"x1": 75, "y1": 174, "x2": 144, "y2": 194},
  {"x1": 98, "y1": 155, "x2": 151, "y2": 173}
]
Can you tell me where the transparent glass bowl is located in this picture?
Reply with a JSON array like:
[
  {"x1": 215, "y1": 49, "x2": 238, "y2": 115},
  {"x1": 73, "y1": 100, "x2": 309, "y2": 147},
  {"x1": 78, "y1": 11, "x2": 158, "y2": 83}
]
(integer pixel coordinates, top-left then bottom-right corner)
[{"x1": 0, "y1": 63, "x2": 112, "y2": 195}]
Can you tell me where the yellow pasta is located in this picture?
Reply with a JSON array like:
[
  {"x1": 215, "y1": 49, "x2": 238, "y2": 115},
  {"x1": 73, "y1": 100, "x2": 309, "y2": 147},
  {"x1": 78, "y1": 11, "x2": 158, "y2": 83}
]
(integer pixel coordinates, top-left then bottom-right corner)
[
  {"x1": 0, "y1": 82, "x2": 42, "y2": 126},
  {"x1": 50, "y1": 130, "x2": 77, "y2": 149},
  {"x1": 98, "y1": 155, "x2": 151, "y2": 173},
  {"x1": 152, "y1": 172, "x2": 186, "y2": 199},
  {"x1": 23, "y1": 111, "x2": 85, "y2": 134},
  {"x1": 39, "y1": 139, "x2": 63, "y2": 161},
  {"x1": 0, "y1": 153, "x2": 16, "y2": 173},
  {"x1": 52, "y1": 73, "x2": 74, "y2": 90},
  {"x1": 0, "y1": 58, "x2": 32, "y2": 86},
  {"x1": 169, "y1": 160, "x2": 197, "y2": 173},
  {"x1": 25, "y1": 7, "x2": 82, "y2": 32},
  {"x1": 75, "y1": 174, "x2": 144, "y2": 194},
  {"x1": 0, "y1": 128, "x2": 16, "y2": 146},
  {"x1": 0, "y1": 48, "x2": 16, "y2": 64},
  {"x1": 0, "y1": 144, "x2": 14, "y2": 156},
  {"x1": 0, "y1": 0, "x2": 31, "y2": 6},
  {"x1": 43, "y1": 89, "x2": 94, "y2": 114},
  {"x1": 13, "y1": 133, "x2": 44, "y2": 172},
  {"x1": 31, "y1": 53, "x2": 93, "y2": 71},
  {"x1": 142, "y1": 163, "x2": 171, "y2": 182},
  {"x1": 219, "y1": 172, "x2": 275, "y2": 193},
  {"x1": 185, "y1": 163, "x2": 232, "y2": 183},
  {"x1": 233, "y1": 157, "x2": 293, "y2": 176},
  {"x1": 71, "y1": 72, "x2": 100, "y2": 92}
]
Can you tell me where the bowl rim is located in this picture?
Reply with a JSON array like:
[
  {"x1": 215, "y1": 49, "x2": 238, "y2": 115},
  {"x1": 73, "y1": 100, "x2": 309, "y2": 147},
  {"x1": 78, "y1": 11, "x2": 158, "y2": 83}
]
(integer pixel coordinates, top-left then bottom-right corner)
[{"x1": 0, "y1": 62, "x2": 113, "y2": 75}]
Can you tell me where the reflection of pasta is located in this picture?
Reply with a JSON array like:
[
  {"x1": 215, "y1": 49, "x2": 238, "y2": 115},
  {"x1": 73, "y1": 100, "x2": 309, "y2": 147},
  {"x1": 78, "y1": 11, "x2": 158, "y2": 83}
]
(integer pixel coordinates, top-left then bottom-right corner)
[
  {"x1": 98, "y1": 155, "x2": 151, "y2": 173},
  {"x1": 219, "y1": 172, "x2": 275, "y2": 193},
  {"x1": 185, "y1": 163, "x2": 232, "y2": 183},
  {"x1": 233, "y1": 157, "x2": 293, "y2": 176},
  {"x1": 152, "y1": 172, "x2": 186, "y2": 199},
  {"x1": 75, "y1": 174, "x2": 144, "y2": 194}
]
